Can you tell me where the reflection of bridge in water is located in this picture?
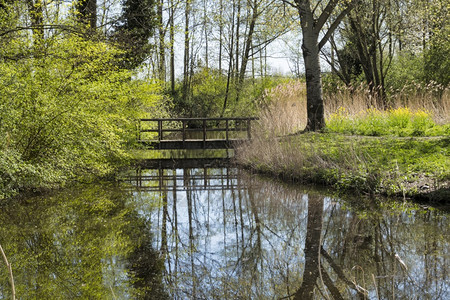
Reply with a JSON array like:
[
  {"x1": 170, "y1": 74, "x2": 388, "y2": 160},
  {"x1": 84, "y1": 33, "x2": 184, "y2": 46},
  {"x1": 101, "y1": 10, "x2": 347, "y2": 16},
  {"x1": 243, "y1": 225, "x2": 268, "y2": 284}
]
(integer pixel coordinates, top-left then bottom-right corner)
[{"x1": 125, "y1": 158, "x2": 257, "y2": 192}]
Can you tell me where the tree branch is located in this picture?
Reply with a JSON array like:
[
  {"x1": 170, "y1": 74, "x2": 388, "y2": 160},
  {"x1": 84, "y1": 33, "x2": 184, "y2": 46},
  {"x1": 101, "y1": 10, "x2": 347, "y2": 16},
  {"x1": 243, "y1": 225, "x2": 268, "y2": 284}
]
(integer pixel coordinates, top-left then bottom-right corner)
[
  {"x1": 0, "y1": 244, "x2": 16, "y2": 300},
  {"x1": 280, "y1": 0, "x2": 298, "y2": 9},
  {"x1": 0, "y1": 25, "x2": 82, "y2": 37},
  {"x1": 314, "y1": 0, "x2": 339, "y2": 33},
  {"x1": 318, "y1": 1, "x2": 358, "y2": 50}
]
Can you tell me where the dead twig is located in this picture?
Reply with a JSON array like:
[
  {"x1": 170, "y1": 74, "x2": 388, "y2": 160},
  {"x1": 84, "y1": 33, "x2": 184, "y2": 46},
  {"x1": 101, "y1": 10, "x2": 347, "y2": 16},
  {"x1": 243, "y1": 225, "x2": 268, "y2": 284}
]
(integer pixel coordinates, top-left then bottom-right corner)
[{"x1": 0, "y1": 244, "x2": 16, "y2": 300}]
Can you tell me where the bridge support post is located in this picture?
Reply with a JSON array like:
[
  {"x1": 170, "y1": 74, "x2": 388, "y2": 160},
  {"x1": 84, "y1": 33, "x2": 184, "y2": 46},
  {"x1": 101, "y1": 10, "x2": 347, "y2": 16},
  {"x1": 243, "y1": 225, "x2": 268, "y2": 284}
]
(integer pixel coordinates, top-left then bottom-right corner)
[
  {"x1": 203, "y1": 119, "x2": 206, "y2": 149},
  {"x1": 182, "y1": 120, "x2": 186, "y2": 148},
  {"x1": 226, "y1": 120, "x2": 229, "y2": 142},
  {"x1": 158, "y1": 120, "x2": 163, "y2": 149}
]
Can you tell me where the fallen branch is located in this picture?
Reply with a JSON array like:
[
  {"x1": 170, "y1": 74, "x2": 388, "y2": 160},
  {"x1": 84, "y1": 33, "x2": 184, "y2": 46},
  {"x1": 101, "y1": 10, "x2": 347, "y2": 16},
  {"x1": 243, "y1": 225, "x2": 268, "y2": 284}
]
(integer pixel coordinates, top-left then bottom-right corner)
[{"x1": 0, "y1": 244, "x2": 16, "y2": 300}]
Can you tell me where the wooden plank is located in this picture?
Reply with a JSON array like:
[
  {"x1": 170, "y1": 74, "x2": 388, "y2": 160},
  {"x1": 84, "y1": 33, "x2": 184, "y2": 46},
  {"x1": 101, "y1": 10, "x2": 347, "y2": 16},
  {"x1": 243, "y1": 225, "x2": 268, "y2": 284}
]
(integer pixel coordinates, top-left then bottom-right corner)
[{"x1": 140, "y1": 117, "x2": 258, "y2": 122}]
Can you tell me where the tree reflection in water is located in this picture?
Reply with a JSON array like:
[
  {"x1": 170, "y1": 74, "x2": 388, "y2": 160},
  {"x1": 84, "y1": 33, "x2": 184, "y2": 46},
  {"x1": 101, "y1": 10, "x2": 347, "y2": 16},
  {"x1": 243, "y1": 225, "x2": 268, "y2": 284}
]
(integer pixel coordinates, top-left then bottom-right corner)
[
  {"x1": 131, "y1": 167, "x2": 449, "y2": 299},
  {"x1": 0, "y1": 167, "x2": 447, "y2": 299},
  {"x1": 0, "y1": 184, "x2": 168, "y2": 299}
]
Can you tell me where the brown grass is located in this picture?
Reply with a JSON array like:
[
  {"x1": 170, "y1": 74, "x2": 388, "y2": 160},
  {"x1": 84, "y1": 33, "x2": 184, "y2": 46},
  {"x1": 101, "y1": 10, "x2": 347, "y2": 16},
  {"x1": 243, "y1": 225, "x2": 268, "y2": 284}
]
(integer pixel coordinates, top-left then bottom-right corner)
[{"x1": 257, "y1": 80, "x2": 449, "y2": 137}]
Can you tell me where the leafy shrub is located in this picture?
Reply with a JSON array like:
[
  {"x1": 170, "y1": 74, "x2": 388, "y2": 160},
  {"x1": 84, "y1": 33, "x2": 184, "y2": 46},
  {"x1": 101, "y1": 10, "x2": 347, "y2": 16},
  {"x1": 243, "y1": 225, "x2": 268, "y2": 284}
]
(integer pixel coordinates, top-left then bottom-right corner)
[{"x1": 0, "y1": 35, "x2": 162, "y2": 198}]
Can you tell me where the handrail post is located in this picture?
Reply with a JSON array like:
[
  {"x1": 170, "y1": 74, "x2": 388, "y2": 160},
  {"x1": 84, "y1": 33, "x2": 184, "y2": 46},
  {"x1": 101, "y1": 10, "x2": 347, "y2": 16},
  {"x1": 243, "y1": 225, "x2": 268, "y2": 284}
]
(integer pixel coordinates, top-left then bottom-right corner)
[
  {"x1": 137, "y1": 119, "x2": 141, "y2": 141},
  {"x1": 182, "y1": 120, "x2": 186, "y2": 147},
  {"x1": 158, "y1": 120, "x2": 162, "y2": 141},
  {"x1": 203, "y1": 119, "x2": 206, "y2": 149},
  {"x1": 225, "y1": 119, "x2": 229, "y2": 142},
  {"x1": 247, "y1": 119, "x2": 251, "y2": 140}
]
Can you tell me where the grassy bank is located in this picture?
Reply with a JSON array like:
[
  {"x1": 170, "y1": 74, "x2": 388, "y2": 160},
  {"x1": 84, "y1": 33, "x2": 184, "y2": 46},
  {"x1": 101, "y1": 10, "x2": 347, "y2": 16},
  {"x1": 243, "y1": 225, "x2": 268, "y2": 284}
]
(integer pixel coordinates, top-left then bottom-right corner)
[
  {"x1": 236, "y1": 82, "x2": 450, "y2": 203},
  {"x1": 237, "y1": 133, "x2": 449, "y2": 201}
]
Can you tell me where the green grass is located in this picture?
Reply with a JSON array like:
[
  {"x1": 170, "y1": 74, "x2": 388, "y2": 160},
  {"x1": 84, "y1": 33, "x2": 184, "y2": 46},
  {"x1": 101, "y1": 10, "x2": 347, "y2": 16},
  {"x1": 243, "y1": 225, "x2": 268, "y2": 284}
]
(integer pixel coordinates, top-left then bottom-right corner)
[
  {"x1": 326, "y1": 107, "x2": 450, "y2": 136},
  {"x1": 237, "y1": 133, "x2": 450, "y2": 201}
]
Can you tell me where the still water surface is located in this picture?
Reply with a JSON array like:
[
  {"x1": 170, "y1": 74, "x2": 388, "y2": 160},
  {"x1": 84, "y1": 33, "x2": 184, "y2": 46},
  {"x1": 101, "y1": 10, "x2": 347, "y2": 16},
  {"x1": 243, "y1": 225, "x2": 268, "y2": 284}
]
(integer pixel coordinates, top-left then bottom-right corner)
[{"x1": 0, "y1": 165, "x2": 448, "y2": 299}]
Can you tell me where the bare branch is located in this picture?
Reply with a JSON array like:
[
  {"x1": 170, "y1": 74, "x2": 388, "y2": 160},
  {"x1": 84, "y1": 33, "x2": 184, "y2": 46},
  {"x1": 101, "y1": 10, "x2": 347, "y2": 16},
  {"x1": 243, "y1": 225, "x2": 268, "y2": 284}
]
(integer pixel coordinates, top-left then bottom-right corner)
[
  {"x1": 0, "y1": 25, "x2": 82, "y2": 37},
  {"x1": 319, "y1": 1, "x2": 358, "y2": 50},
  {"x1": 280, "y1": 0, "x2": 297, "y2": 9},
  {"x1": 314, "y1": 0, "x2": 339, "y2": 33}
]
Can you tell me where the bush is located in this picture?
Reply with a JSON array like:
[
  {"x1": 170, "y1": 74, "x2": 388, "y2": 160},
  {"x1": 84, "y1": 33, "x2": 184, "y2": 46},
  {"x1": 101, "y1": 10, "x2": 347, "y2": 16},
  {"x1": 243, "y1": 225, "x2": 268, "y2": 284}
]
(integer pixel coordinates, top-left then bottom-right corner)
[{"x1": 0, "y1": 35, "x2": 162, "y2": 198}]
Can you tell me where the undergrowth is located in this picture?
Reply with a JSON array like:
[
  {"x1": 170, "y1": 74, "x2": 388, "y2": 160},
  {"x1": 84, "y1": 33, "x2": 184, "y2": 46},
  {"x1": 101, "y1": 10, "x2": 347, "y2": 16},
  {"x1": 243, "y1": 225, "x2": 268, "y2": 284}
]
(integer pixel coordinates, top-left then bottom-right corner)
[{"x1": 326, "y1": 107, "x2": 450, "y2": 136}]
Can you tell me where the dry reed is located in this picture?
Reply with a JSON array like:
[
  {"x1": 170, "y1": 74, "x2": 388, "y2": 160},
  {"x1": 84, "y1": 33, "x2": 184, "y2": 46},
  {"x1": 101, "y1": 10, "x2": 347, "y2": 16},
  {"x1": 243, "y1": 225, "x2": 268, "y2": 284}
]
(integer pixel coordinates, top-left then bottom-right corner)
[{"x1": 257, "y1": 80, "x2": 449, "y2": 137}]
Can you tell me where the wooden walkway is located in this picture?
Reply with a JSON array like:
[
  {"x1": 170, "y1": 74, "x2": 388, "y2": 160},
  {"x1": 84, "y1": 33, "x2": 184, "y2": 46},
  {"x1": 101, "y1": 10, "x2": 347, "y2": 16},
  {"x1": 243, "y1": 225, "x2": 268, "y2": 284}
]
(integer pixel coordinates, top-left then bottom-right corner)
[{"x1": 138, "y1": 117, "x2": 258, "y2": 149}]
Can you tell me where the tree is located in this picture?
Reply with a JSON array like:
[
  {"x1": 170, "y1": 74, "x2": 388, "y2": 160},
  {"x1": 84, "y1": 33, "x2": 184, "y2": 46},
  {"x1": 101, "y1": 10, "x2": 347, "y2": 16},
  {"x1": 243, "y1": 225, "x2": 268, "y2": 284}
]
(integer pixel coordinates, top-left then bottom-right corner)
[
  {"x1": 113, "y1": 0, "x2": 157, "y2": 70},
  {"x1": 283, "y1": 0, "x2": 358, "y2": 131}
]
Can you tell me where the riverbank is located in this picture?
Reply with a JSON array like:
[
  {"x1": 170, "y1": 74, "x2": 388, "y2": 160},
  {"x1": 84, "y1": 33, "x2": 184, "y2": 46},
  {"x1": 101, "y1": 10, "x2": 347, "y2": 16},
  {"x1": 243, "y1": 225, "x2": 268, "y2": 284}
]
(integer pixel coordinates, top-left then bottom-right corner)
[{"x1": 235, "y1": 133, "x2": 450, "y2": 204}]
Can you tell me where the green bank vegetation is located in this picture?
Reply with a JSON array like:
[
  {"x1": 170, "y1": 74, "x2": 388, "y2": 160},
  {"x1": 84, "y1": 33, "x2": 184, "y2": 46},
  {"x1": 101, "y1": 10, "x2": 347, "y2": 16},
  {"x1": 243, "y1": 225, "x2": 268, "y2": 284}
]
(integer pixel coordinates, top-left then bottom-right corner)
[{"x1": 236, "y1": 82, "x2": 449, "y2": 202}]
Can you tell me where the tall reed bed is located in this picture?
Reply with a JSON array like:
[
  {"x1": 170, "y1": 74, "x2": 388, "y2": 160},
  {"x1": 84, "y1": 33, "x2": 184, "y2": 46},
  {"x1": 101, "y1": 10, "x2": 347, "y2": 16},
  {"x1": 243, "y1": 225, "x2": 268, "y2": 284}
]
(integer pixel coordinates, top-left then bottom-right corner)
[{"x1": 257, "y1": 80, "x2": 449, "y2": 138}]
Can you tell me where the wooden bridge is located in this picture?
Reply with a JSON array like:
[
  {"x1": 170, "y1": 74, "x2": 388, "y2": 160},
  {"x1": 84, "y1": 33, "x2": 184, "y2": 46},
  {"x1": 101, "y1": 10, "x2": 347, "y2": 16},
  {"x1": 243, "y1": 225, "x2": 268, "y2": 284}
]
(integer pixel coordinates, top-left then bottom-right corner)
[{"x1": 138, "y1": 117, "x2": 258, "y2": 150}]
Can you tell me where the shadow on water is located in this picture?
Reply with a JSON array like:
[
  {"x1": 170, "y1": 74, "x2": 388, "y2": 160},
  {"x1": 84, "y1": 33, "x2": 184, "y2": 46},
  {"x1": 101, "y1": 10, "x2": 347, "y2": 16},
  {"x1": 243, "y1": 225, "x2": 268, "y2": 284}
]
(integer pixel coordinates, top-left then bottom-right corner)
[{"x1": 0, "y1": 159, "x2": 448, "y2": 299}]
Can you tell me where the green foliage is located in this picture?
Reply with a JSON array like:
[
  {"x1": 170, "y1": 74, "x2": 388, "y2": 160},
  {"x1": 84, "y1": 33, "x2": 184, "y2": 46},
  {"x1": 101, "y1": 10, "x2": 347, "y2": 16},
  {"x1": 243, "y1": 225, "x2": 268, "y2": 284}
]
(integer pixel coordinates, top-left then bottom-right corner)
[
  {"x1": 326, "y1": 107, "x2": 449, "y2": 136},
  {"x1": 423, "y1": 40, "x2": 450, "y2": 86},
  {"x1": 113, "y1": 0, "x2": 158, "y2": 69},
  {"x1": 0, "y1": 184, "x2": 168, "y2": 299},
  {"x1": 171, "y1": 68, "x2": 283, "y2": 117},
  {"x1": 0, "y1": 34, "x2": 162, "y2": 199},
  {"x1": 172, "y1": 68, "x2": 227, "y2": 117},
  {"x1": 422, "y1": 1, "x2": 450, "y2": 86},
  {"x1": 385, "y1": 53, "x2": 424, "y2": 92}
]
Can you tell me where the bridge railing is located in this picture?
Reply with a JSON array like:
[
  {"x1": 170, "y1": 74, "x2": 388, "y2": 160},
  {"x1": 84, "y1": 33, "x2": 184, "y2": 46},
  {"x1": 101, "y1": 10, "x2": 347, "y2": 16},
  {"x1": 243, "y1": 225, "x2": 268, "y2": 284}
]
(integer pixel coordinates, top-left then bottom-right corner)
[{"x1": 138, "y1": 117, "x2": 258, "y2": 145}]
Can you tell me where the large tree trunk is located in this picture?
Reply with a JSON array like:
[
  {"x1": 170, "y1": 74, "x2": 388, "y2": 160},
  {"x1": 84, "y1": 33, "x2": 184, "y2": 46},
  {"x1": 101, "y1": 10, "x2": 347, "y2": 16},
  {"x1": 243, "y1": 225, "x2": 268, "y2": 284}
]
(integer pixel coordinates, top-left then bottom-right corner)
[
  {"x1": 301, "y1": 18, "x2": 325, "y2": 131},
  {"x1": 293, "y1": 0, "x2": 356, "y2": 131},
  {"x1": 303, "y1": 41, "x2": 325, "y2": 131}
]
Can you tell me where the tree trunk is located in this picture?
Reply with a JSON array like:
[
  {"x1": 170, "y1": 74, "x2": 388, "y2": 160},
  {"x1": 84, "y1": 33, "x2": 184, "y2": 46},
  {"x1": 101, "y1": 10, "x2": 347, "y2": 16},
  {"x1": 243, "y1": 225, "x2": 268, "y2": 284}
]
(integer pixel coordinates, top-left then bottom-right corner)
[
  {"x1": 169, "y1": 0, "x2": 175, "y2": 94},
  {"x1": 302, "y1": 28, "x2": 325, "y2": 131},
  {"x1": 235, "y1": 0, "x2": 258, "y2": 104},
  {"x1": 293, "y1": 0, "x2": 356, "y2": 131},
  {"x1": 26, "y1": 0, "x2": 44, "y2": 40},
  {"x1": 157, "y1": 0, "x2": 166, "y2": 83},
  {"x1": 203, "y1": 0, "x2": 209, "y2": 69},
  {"x1": 183, "y1": 0, "x2": 191, "y2": 104},
  {"x1": 222, "y1": 0, "x2": 236, "y2": 117},
  {"x1": 218, "y1": 0, "x2": 224, "y2": 73}
]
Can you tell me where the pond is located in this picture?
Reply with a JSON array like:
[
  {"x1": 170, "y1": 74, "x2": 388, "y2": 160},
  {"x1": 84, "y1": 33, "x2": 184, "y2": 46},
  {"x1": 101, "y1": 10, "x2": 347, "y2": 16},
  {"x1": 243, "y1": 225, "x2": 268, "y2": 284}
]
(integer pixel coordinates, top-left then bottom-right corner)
[{"x1": 0, "y1": 163, "x2": 448, "y2": 299}]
